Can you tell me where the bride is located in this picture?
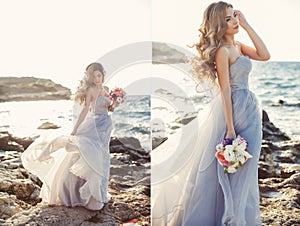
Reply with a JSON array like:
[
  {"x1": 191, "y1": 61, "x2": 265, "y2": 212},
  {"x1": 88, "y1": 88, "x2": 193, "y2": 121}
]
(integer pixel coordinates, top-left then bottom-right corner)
[
  {"x1": 152, "y1": 1, "x2": 270, "y2": 225},
  {"x1": 22, "y1": 62, "x2": 118, "y2": 210}
]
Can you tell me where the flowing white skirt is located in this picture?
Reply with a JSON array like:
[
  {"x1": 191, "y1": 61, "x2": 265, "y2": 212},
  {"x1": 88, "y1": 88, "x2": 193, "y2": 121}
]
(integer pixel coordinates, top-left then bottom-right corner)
[{"x1": 21, "y1": 112, "x2": 112, "y2": 210}]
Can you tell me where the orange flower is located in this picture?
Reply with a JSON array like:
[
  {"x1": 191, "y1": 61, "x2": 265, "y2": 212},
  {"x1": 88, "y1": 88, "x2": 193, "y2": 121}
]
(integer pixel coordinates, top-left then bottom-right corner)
[{"x1": 215, "y1": 151, "x2": 231, "y2": 167}]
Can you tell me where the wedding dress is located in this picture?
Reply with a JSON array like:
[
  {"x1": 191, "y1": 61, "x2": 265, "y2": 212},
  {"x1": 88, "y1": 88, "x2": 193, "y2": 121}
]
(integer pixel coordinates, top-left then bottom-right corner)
[
  {"x1": 152, "y1": 56, "x2": 262, "y2": 226},
  {"x1": 21, "y1": 94, "x2": 112, "y2": 210}
]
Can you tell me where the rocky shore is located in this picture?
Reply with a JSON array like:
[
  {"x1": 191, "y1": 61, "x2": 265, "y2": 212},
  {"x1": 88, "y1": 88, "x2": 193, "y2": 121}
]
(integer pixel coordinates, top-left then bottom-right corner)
[
  {"x1": 259, "y1": 110, "x2": 300, "y2": 225},
  {"x1": 0, "y1": 133, "x2": 150, "y2": 225},
  {"x1": 1, "y1": 108, "x2": 299, "y2": 225},
  {"x1": 0, "y1": 77, "x2": 71, "y2": 102}
]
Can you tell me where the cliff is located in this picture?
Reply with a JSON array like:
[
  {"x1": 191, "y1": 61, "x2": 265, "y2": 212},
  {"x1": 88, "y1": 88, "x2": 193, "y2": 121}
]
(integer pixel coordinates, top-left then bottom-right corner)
[{"x1": 0, "y1": 77, "x2": 71, "y2": 102}]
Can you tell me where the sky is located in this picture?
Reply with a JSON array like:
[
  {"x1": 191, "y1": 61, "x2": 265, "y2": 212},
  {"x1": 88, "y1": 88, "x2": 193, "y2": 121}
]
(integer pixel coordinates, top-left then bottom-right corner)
[
  {"x1": 0, "y1": 0, "x2": 299, "y2": 92},
  {"x1": 153, "y1": 0, "x2": 300, "y2": 62},
  {"x1": 0, "y1": 0, "x2": 151, "y2": 92}
]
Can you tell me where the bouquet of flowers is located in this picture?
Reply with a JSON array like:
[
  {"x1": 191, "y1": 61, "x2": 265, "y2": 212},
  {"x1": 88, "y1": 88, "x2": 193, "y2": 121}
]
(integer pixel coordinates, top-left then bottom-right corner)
[
  {"x1": 215, "y1": 135, "x2": 252, "y2": 173},
  {"x1": 108, "y1": 87, "x2": 126, "y2": 112}
]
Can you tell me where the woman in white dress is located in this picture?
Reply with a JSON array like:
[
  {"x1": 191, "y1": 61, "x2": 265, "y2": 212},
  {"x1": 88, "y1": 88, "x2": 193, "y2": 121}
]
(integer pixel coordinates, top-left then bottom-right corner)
[
  {"x1": 22, "y1": 62, "x2": 118, "y2": 210},
  {"x1": 152, "y1": 1, "x2": 270, "y2": 225}
]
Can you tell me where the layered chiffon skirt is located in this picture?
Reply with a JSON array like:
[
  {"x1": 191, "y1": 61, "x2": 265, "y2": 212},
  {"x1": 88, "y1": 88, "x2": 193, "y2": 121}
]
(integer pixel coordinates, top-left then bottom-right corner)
[
  {"x1": 21, "y1": 112, "x2": 112, "y2": 210},
  {"x1": 152, "y1": 90, "x2": 262, "y2": 226}
]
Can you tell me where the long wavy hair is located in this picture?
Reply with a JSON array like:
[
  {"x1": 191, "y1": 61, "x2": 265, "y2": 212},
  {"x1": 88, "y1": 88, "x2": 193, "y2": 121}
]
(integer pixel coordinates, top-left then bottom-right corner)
[
  {"x1": 189, "y1": 1, "x2": 232, "y2": 88},
  {"x1": 74, "y1": 62, "x2": 106, "y2": 105}
]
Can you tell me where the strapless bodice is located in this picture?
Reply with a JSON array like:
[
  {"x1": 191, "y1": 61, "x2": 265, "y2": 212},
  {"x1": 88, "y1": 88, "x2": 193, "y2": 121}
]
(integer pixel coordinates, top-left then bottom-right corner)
[
  {"x1": 93, "y1": 95, "x2": 111, "y2": 115},
  {"x1": 229, "y1": 56, "x2": 252, "y2": 91}
]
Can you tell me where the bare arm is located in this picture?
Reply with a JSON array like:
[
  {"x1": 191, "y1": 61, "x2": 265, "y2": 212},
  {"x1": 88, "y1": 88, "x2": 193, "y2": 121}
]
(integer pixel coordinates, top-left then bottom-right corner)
[
  {"x1": 236, "y1": 10, "x2": 270, "y2": 61},
  {"x1": 71, "y1": 89, "x2": 93, "y2": 135},
  {"x1": 103, "y1": 86, "x2": 114, "y2": 111},
  {"x1": 216, "y1": 47, "x2": 236, "y2": 139}
]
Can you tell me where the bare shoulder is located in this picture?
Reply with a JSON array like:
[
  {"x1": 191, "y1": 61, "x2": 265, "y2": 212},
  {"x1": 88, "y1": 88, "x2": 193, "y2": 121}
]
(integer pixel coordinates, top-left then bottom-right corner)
[
  {"x1": 215, "y1": 46, "x2": 230, "y2": 79},
  {"x1": 86, "y1": 87, "x2": 94, "y2": 96},
  {"x1": 216, "y1": 46, "x2": 230, "y2": 62},
  {"x1": 234, "y1": 40, "x2": 243, "y2": 47},
  {"x1": 103, "y1": 86, "x2": 110, "y2": 96},
  {"x1": 235, "y1": 41, "x2": 245, "y2": 52}
]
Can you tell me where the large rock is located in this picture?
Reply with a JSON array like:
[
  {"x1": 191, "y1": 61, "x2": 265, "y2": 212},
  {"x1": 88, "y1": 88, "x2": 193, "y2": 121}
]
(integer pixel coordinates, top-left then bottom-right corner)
[
  {"x1": 37, "y1": 122, "x2": 61, "y2": 130},
  {"x1": 0, "y1": 192, "x2": 30, "y2": 220},
  {"x1": 152, "y1": 137, "x2": 168, "y2": 150},
  {"x1": 0, "y1": 132, "x2": 34, "y2": 152},
  {"x1": 0, "y1": 155, "x2": 41, "y2": 205},
  {"x1": 110, "y1": 137, "x2": 142, "y2": 150},
  {"x1": 258, "y1": 161, "x2": 275, "y2": 179},
  {"x1": 0, "y1": 77, "x2": 71, "y2": 102},
  {"x1": 262, "y1": 110, "x2": 290, "y2": 142},
  {"x1": 110, "y1": 137, "x2": 150, "y2": 164},
  {"x1": 260, "y1": 173, "x2": 300, "y2": 225},
  {"x1": 152, "y1": 42, "x2": 186, "y2": 64},
  {"x1": 4, "y1": 205, "x2": 114, "y2": 226}
]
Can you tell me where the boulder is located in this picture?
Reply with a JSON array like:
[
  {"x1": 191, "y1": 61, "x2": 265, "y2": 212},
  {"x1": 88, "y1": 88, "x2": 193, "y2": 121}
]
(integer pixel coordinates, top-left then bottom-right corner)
[
  {"x1": 0, "y1": 132, "x2": 34, "y2": 152},
  {"x1": 262, "y1": 110, "x2": 290, "y2": 141},
  {"x1": 37, "y1": 122, "x2": 61, "y2": 130}
]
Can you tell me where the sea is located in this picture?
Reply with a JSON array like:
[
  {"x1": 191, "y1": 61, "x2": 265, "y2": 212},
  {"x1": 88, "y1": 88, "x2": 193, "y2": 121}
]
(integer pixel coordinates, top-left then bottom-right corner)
[
  {"x1": 151, "y1": 61, "x2": 300, "y2": 141},
  {"x1": 0, "y1": 61, "x2": 299, "y2": 152},
  {"x1": 0, "y1": 95, "x2": 151, "y2": 151}
]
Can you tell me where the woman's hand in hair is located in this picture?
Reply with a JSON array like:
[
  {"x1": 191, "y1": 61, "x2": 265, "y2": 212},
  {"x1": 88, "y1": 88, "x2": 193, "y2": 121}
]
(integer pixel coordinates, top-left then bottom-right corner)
[{"x1": 235, "y1": 10, "x2": 249, "y2": 29}]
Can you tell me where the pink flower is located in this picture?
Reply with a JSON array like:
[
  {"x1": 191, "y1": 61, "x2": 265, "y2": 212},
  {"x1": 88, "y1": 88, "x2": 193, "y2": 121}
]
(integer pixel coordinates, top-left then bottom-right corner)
[
  {"x1": 237, "y1": 135, "x2": 247, "y2": 145},
  {"x1": 109, "y1": 87, "x2": 126, "y2": 103},
  {"x1": 215, "y1": 151, "x2": 231, "y2": 167}
]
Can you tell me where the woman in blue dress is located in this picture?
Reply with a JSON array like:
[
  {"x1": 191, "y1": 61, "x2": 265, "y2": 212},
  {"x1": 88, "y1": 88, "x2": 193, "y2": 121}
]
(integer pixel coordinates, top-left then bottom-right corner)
[
  {"x1": 22, "y1": 62, "x2": 118, "y2": 210},
  {"x1": 152, "y1": 1, "x2": 270, "y2": 225}
]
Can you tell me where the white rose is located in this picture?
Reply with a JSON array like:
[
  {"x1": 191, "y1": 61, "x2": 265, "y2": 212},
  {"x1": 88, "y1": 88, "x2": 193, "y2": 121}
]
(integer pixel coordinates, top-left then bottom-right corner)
[{"x1": 224, "y1": 145, "x2": 235, "y2": 162}]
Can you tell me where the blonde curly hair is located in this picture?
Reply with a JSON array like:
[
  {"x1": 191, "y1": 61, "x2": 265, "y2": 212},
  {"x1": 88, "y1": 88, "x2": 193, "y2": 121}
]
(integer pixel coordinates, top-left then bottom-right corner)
[
  {"x1": 74, "y1": 62, "x2": 106, "y2": 105},
  {"x1": 189, "y1": 1, "x2": 233, "y2": 88}
]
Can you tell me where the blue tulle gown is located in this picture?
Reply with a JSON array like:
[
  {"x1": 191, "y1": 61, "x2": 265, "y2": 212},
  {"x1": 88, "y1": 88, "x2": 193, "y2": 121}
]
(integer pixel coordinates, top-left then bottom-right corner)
[
  {"x1": 21, "y1": 94, "x2": 112, "y2": 210},
  {"x1": 152, "y1": 56, "x2": 262, "y2": 225}
]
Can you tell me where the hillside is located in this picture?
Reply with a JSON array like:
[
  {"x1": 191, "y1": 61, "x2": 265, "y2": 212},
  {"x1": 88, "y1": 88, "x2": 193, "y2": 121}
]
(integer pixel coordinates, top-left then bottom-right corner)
[{"x1": 0, "y1": 77, "x2": 71, "y2": 102}]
